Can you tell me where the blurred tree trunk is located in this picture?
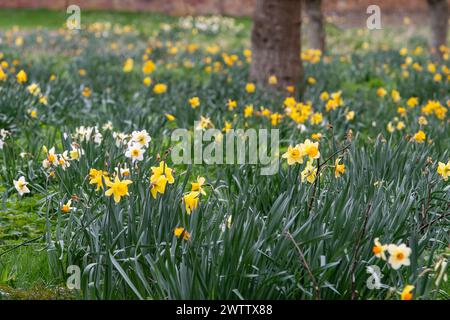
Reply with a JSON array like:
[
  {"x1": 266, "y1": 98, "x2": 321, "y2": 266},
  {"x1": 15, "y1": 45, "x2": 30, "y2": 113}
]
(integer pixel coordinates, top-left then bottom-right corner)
[
  {"x1": 305, "y1": 0, "x2": 325, "y2": 52},
  {"x1": 427, "y1": 0, "x2": 448, "y2": 56},
  {"x1": 250, "y1": 0, "x2": 302, "y2": 92}
]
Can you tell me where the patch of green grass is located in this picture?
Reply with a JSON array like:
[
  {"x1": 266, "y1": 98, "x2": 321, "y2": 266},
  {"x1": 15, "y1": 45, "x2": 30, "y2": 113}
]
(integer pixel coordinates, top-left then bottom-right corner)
[{"x1": 0, "y1": 246, "x2": 73, "y2": 299}]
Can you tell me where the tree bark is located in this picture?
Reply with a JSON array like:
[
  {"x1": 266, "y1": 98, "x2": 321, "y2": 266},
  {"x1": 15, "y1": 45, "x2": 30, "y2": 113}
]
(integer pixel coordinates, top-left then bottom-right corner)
[
  {"x1": 250, "y1": 0, "x2": 302, "y2": 92},
  {"x1": 427, "y1": 0, "x2": 448, "y2": 56},
  {"x1": 305, "y1": 0, "x2": 325, "y2": 52}
]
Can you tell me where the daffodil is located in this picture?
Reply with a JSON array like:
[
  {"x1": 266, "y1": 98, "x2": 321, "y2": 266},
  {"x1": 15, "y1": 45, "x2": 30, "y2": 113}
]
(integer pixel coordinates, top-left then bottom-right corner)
[
  {"x1": 387, "y1": 243, "x2": 411, "y2": 270},
  {"x1": 189, "y1": 97, "x2": 200, "y2": 108},
  {"x1": 437, "y1": 161, "x2": 450, "y2": 180},
  {"x1": 125, "y1": 143, "x2": 144, "y2": 163},
  {"x1": 16, "y1": 69, "x2": 27, "y2": 84},
  {"x1": 151, "y1": 161, "x2": 175, "y2": 184},
  {"x1": 334, "y1": 158, "x2": 345, "y2": 178},
  {"x1": 165, "y1": 113, "x2": 175, "y2": 121},
  {"x1": 131, "y1": 130, "x2": 151, "y2": 148},
  {"x1": 227, "y1": 99, "x2": 237, "y2": 111},
  {"x1": 301, "y1": 160, "x2": 317, "y2": 184},
  {"x1": 61, "y1": 199, "x2": 73, "y2": 213},
  {"x1": 372, "y1": 237, "x2": 387, "y2": 260},
  {"x1": 244, "y1": 104, "x2": 254, "y2": 118},
  {"x1": 123, "y1": 58, "x2": 134, "y2": 72},
  {"x1": 400, "y1": 285, "x2": 414, "y2": 300},
  {"x1": 150, "y1": 175, "x2": 168, "y2": 199},
  {"x1": 142, "y1": 60, "x2": 155, "y2": 74},
  {"x1": 300, "y1": 139, "x2": 320, "y2": 160},
  {"x1": 153, "y1": 83, "x2": 167, "y2": 94},
  {"x1": 412, "y1": 130, "x2": 426, "y2": 143},
  {"x1": 105, "y1": 176, "x2": 132, "y2": 203},
  {"x1": 191, "y1": 176, "x2": 206, "y2": 195},
  {"x1": 13, "y1": 176, "x2": 30, "y2": 196},
  {"x1": 89, "y1": 169, "x2": 109, "y2": 191},
  {"x1": 245, "y1": 83, "x2": 255, "y2": 93},
  {"x1": 174, "y1": 227, "x2": 191, "y2": 240},
  {"x1": 184, "y1": 191, "x2": 200, "y2": 214},
  {"x1": 282, "y1": 145, "x2": 304, "y2": 165}
]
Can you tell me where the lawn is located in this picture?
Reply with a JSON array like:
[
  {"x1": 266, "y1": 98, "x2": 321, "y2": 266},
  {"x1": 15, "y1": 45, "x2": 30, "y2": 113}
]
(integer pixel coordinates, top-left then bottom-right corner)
[{"x1": 0, "y1": 9, "x2": 449, "y2": 300}]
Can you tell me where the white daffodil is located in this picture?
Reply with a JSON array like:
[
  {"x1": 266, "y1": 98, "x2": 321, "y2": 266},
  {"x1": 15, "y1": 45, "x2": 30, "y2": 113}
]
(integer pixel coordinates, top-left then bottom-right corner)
[
  {"x1": 13, "y1": 176, "x2": 30, "y2": 196},
  {"x1": 131, "y1": 130, "x2": 151, "y2": 148},
  {"x1": 387, "y1": 243, "x2": 411, "y2": 270},
  {"x1": 125, "y1": 143, "x2": 144, "y2": 163}
]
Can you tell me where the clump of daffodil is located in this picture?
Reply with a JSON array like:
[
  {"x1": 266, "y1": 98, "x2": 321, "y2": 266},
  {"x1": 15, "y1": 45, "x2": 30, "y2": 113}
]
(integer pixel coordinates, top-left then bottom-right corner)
[
  {"x1": 105, "y1": 176, "x2": 133, "y2": 204},
  {"x1": 184, "y1": 191, "x2": 200, "y2": 214},
  {"x1": 150, "y1": 161, "x2": 175, "y2": 199}
]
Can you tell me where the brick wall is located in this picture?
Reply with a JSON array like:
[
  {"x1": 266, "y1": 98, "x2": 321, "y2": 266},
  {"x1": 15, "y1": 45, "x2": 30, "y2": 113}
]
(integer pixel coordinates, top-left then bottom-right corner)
[{"x1": 0, "y1": 0, "x2": 443, "y2": 17}]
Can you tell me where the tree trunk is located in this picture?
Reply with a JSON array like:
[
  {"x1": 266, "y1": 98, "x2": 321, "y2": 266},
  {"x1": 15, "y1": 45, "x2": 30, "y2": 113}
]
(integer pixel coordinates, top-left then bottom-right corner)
[
  {"x1": 250, "y1": 0, "x2": 302, "y2": 92},
  {"x1": 305, "y1": 0, "x2": 325, "y2": 52},
  {"x1": 427, "y1": 0, "x2": 448, "y2": 56}
]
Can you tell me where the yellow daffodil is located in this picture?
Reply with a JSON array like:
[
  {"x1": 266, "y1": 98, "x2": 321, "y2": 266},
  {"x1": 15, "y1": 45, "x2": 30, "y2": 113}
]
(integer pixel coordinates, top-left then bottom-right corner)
[
  {"x1": 184, "y1": 191, "x2": 200, "y2": 214},
  {"x1": 268, "y1": 75, "x2": 277, "y2": 85},
  {"x1": 227, "y1": 99, "x2": 237, "y2": 111},
  {"x1": 282, "y1": 145, "x2": 304, "y2": 165},
  {"x1": 400, "y1": 285, "x2": 414, "y2": 300},
  {"x1": 191, "y1": 176, "x2": 206, "y2": 195},
  {"x1": 245, "y1": 82, "x2": 255, "y2": 93},
  {"x1": 189, "y1": 97, "x2": 200, "y2": 109},
  {"x1": 301, "y1": 160, "x2": 317, "y2": 184},
  {"x1": 165, "y1": 113, "x2": 175, "y2": 121},
  {"x1": 16, "y1": 69, "x2": 27, "y2": 84},
  {"x1": 89, "y1": 169, "x2": 109, "y2": 191},
  {"x1": 174, "y1": 227, "x2": 191, "y2": 240},
  {"x1": 143, "y1": 77, "x2": 152, "y2": 86},
  {"x1": 153, "y1": 83, "x2": 167, "y2": 94},
  {"x1": 300, "y1": 139, "x2": 320, "y2": 160},
  {"x1": 105, "y1": 176, "x2": 132, "y2": 203},
  {"x1": 437, "y1": 161, "x2": 450, "y2": 180},
  {"x1": 244, "y1": 104, "x2": 254, "y2": 118},
  {"x1": 412, "y1": 130, "x2": 426, "y2": 143},
  {"x1": 150, "y1": 175, "x2": 168, "y2": 199},
  {"x1": 123, "y1": 58, "x2": 134, "y2": 72},
  {"x1": 334, "y1": 158, "x2": 345, "y2": 178},
  {"x1": 142, "y1": 60, "x2": 155, "y2": 74}
]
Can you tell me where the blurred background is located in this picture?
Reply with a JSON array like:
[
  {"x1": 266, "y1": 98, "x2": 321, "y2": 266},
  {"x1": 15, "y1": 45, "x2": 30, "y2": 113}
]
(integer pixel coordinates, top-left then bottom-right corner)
[{"x1": 0, "y1": 0, "x2": 443, "y2": 27}]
